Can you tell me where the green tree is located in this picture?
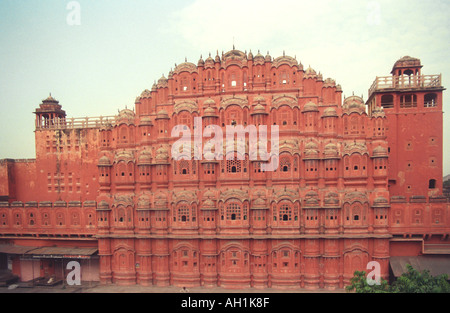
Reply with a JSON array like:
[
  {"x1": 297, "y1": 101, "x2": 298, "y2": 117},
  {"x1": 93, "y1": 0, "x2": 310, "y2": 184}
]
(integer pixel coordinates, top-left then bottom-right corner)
[
  {"x1": 346, "y1": 264, "x2": 450, "y2": 293},
  {"x1": 391, "y1": 264, "x2": 450, "y2": 293},
  {"x1": 346, "y1": 270, "x2": 390, "y2": 293}
]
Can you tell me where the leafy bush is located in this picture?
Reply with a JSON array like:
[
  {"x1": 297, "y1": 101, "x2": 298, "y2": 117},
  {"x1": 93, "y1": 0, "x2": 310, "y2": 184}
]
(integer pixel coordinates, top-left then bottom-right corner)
[{"x1": 346, "y1": 264, "x2": 450, "y2": 293}]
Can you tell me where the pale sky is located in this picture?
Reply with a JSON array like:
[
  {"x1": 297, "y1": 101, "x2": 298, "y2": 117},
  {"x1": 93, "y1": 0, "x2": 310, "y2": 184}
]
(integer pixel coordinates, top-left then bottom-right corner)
[{"x1": 0, "y1": 0, "x2": 449, "y2": 175}]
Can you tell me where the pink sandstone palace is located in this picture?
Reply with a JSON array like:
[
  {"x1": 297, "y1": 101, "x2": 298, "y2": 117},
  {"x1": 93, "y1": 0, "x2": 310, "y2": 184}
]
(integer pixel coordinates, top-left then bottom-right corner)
[{"x1": 0, "y1": 49, "x2": 448, "y2": 290}]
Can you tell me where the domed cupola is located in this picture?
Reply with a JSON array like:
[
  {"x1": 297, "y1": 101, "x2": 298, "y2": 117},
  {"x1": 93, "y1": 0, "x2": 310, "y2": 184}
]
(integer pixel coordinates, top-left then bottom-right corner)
[
  {"x1": 204, "y1": 53, "x2": 215, "y2": 68},
  {"x1": 138, "y1": 149, "x2": 153, "y2": 165},
  {"x1": 34, "y1": 94, "x2": 66, "y2": 129},
  {"x1": 304, "y1": 66, "x2": 317, "y2": 78},
  {"x1": 324, "y1": 142, "x2": 339, "y2": 159},
  {"x1": 253, "y1": 50, "x2": 265, "y2": 65},
  {"x1": 157, "y1": 74, "x2": 168, "y2": 88},
  {"x1": 222, "y1": 48, "x2": 247, "y2": 68},
  {"x1": 303, "y1": 101, "x2": 319, "y2": 113},
  {"x1": 155, "y1": 146, "x2": 170, "y2": 164},
  {"x1": 198, "y1": 55, "x2": 205, "y2": 67},
  {"x1": 343, "y1": 95, "x2": 366, "y2": 114},
  {"x1": 116, "y1": 108, "x2": 136, "y2": 125}
]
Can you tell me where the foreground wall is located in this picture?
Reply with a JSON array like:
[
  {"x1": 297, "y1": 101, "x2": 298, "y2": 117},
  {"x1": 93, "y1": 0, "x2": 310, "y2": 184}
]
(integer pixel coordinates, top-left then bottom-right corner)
[{"x1": 96, "y1": 237, "x2": 390, "y2": 290}]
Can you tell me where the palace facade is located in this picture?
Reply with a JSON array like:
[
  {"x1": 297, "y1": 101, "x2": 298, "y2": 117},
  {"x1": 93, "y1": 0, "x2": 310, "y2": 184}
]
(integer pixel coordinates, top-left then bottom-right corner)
[{"x1": 0, "y1": 50, "x2": 448, "y2": 289}]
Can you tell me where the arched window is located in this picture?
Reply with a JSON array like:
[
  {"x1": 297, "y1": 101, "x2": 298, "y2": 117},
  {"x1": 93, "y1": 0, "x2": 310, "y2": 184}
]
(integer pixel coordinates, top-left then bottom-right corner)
[
  {"x1": 179, "y1": 111, "x2": 192, "y2": 129},
  {"x1": 41, "y1": 212, "x2": 50, "y2": 226},
  {"x1": 226, "y1": 202, "x2": 241, "y2": 221},
  {"x1": 273, "y1": 201, "x2": 298, "y2": 226},
  {"x1": 381, "y1": 95, "x2": 394, "y2": 109},
  {"x1": 71, "y1": 212, "x2": 80, "y2": 226},
  {"x1": 230, "y1": 72, "x2": 238, "y2": 87},
  {"x1": 119, "y1": 126, "x2": 128, "y2": 144},
  {"x1": 227, "y1": 159, "x2": 241, "y2": 173},
  {"x1": 28, "y1": 212, "x2": 35, "y2": 226},
  {"x1": 117, "y1": 208, "x2": 125, "y2": 223},
  {"x1": 181, "y1": 78, "x2": 189, "y2": 91},
  {"x1": 280, "y1": 156, "x2": 291, "y2": 173},
  {"x1": 179, "y1": 160, "x2": 190, "y2": 175},
  {"x1": 424, "y1": 93, "x2": 437, "y2": 107},
  {"x1": 56, "y1": 212, "x2": 65, "y2": 226},
  {"x1": 351, "y1": 116, "x2": 359, "y2": 134},
  {"x1": 116, "y1": 162, "x2": 128, "y2": 180},
  {"x1": 177, "y1": 203, "x2": 190, "y2": 222},
  {"x1": 352, "y1": 155, "x2": 360, "y2": 169},
  {"x1": 400, "y1": 94, "x2": 417, "y2": 108},
  {"x1": 347, "y1": 203, "x2": 365, "y2": 225},
  {"x1": 279, "y1": 204, "x2": 292, "y2": 221},
  {"x1": 429, "y1": 179, "x2": 437, "y2": 189},
  {"x1": 278, "y1": 107, "x2": 292, "y2": 127},
  {"x1": 280, "y1": 70, "x2": 289, "y2": 85},
  {"x1": 226, "y1": 108, "x2": 241, "y2": 126},
  {"x1": 272, "y1": 247, "x2": 298, "y2": 273}
]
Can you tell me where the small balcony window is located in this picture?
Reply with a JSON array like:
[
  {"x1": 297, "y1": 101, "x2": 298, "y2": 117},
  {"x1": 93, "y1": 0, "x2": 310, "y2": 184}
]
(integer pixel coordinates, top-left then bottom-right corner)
[{"x1": 424, "y1": 93, "x2": 437, "y2": 107}]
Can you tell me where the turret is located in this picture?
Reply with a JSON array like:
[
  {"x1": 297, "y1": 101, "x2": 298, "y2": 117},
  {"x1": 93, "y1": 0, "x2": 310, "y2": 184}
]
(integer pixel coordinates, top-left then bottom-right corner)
[{"x1": 34, "y1": 94, "x2": 66, "y2": 129}]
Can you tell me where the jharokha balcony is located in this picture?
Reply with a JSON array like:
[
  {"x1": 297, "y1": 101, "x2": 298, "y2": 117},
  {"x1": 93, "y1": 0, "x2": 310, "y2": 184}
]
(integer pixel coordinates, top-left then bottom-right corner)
[{"x1": 368, "y1": 74, "x2": 442, "y2": 99}]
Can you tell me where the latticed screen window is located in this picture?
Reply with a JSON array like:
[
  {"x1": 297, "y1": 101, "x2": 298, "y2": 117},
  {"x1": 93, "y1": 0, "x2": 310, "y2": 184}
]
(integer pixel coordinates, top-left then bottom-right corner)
[
  {"x1": 226, "y1": 203, "x2": 241, "y2": 220},
  {"x1": 243, "y1": 203, "x2": 248, "y2": 220},
  {"x1": 279, "y1": 111, "x2": 290, "y2": 125},
  {"x1": 220, "y1": 204, "x2": 225, "y2": 220},
  {"x1": 279, "y1": 204, "x2": 292, "y2": 221},
  {"x1": 280, "y1": 157, "x2": 291, "y2": 172},
  {"x1": 204, "y1": 163, "x2": 215, "y2": 174},
  {"x1": 227, "y1": 159, "x2": 241, "y2": 173},
  {"x1": 180, "y1": 114, "x2": 191, "y2": 129},
  {"x1": 226, "y1": 110, "x2": 241, "y2": 126},
  {"x1": 179, "y1": 160, "x2": 190, "y2": 175},
  {"x1": 254, "y1": 162, "x2": 261, "y2": 173},
  {"x1": 178, "y1": 204, "x2": 190, "y2": 222}
]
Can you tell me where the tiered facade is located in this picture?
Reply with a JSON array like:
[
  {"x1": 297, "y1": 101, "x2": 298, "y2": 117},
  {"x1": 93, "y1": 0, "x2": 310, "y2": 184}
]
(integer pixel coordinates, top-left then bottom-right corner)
[{"x1": 0, "y1": 50, "x2": 448, "y2": 289}]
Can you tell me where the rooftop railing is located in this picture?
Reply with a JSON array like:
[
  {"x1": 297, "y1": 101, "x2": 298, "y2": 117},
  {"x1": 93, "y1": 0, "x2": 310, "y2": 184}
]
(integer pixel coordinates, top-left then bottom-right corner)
[
  {"x1": 368, "y1": 74, "x2": 442, "y2": 98},
  {"x1": 36, "y1": 116, "x2": 116, "y2": 130}
]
